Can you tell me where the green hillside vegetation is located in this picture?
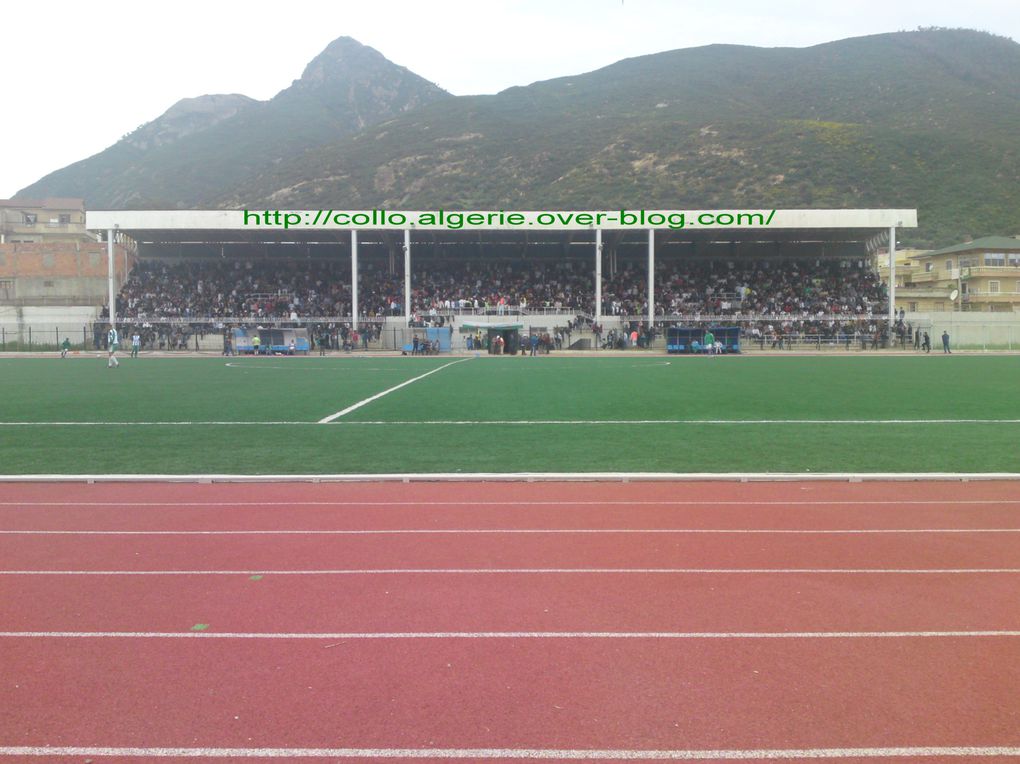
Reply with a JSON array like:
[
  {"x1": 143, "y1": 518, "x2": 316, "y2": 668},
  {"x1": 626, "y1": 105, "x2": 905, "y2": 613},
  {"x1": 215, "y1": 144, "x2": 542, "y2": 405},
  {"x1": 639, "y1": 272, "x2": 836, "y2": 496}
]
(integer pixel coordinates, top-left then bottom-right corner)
[
  {"x1": 229, "y1": 29, "x2": 1020, "y2": 247},
  {"x1": 19, "y1": 29, "x2": 1020, "y2": 247},
  {"x1": 18, "y1": 38, "x2": 452, "y2": 209}
]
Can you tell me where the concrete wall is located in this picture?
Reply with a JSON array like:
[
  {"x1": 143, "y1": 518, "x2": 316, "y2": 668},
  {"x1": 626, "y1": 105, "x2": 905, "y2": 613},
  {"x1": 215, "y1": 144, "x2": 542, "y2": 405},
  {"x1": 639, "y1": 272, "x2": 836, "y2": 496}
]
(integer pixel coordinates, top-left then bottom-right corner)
[
  {"x1": 905, "y1": 312, "x2": 1020, "y2": 348},
  {"x1": 0, "y1": 305, "x2": 100, "y2": 348}
]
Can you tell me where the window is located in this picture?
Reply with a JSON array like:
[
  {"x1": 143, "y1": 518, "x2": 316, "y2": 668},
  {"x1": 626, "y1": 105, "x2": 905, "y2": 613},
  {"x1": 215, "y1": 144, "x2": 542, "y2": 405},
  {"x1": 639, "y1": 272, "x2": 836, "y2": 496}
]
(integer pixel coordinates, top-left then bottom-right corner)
[
  {"x1": 925, "y1": 262, "x2": 933, "y2": 272},
  {"x1": 1008, "y1": 255, "x2": 1020, "y2": 267},
  {"x1": 908, "y1": 302, "x2": 918, "y2": 312},
  {"x1": 1015, "y1": 280, "x2": 1020, "y2": 294},
  {"x1": 988, "y1": 281, "x2": 1000, "y2": 294},
  {"x1": 43, "y1": 280, "x2": 55, "y2": 288},
  {"x1": 960, "y1": 283, "x2": 968, "y2": 294},
  {"x1": 984, "y1": 253, "x2": 1006, "y2": 266},
  {"x1": 935, "y1": 302, "x2": 945, "y2": 311},
  {"x1": 959, "y1": 256, "x2": 977, "y2": 268},
  {"x1": 23, "y1": 213, "x2": 37, "y2": 225},
  {"x1": 58, "y1": 214, "x2": 71, "y2": 224}
]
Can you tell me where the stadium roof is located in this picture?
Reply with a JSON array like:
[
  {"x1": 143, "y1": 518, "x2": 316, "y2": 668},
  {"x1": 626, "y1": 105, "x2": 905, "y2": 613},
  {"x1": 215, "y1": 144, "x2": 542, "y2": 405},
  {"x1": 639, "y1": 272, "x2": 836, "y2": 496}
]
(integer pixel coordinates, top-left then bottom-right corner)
[{"x1": 86, "y1": 209, "x2": 916, "y2": 251}]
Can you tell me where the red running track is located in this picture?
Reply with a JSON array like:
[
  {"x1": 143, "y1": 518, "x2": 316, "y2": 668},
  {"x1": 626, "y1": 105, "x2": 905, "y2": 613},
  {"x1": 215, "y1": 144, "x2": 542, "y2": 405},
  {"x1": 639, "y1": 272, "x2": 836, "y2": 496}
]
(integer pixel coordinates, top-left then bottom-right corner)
[{"x1": 1, "y1": 480, "x2": 1019, "y2": 761}]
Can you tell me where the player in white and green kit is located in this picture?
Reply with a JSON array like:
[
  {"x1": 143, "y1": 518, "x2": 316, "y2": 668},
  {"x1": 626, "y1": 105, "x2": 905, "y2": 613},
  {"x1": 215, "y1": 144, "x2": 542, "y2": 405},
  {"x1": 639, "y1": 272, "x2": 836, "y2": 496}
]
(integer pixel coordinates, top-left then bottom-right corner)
[{"x1": 107, "y1": 326, "x2": 120, "y2": 368}]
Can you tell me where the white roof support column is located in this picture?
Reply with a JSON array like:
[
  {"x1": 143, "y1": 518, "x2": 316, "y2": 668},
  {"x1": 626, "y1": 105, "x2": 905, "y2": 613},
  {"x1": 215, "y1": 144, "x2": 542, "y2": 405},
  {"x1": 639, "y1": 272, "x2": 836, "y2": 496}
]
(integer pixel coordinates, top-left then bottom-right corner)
[
  {"x1": 404, "y1": 229, "x2": 412, "y2": 327},
  {"x1": 351, "y1": 230, "x2": 359, "y2": 332},
  {"x1": 107, "y1": 227, "x2": 116, "y2": 328},
  {"x1": 595, "y1": 228, "x2": 603, "y2": 323},
  {"x1": 647, "y1": 228, "x2": 655, "y2": 330},
  {"x1": 888, "y1": 225, "x2": 896, "y2": 326}
]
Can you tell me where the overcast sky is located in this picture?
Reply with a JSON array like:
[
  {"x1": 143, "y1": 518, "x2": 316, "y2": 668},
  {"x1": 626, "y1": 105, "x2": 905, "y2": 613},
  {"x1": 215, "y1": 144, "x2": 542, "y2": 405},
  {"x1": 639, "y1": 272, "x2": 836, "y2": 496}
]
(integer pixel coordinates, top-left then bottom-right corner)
[{"x1": 3, "y1": 0, "x2": 1018, "y2": 198}]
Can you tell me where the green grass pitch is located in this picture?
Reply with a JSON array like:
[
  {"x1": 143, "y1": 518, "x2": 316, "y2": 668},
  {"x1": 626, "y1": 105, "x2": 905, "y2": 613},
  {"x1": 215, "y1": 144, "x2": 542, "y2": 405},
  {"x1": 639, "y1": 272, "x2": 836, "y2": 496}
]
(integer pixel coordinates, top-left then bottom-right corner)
[{"x1": 1, "y1": 354, "x2": 1018, "y2": 475}]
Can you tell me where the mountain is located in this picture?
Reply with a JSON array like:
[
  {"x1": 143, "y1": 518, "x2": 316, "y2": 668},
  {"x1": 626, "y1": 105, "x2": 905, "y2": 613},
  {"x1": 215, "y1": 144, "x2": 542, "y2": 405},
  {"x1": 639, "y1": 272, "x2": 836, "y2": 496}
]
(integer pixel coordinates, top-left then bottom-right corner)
[
  {"x1": 17, "y1": 37, "x2": 451, "y2": 208},
  {"x1": 18, "y1": 29, "x2": 1020, "y2": 246}
]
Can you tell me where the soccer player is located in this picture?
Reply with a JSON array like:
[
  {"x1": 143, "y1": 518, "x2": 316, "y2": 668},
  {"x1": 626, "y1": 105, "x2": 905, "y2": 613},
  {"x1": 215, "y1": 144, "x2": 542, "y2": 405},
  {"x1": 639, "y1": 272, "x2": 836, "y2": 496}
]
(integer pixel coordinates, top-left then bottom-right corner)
[
  {"x1": 107, "y1": 326, "x2": 120, "y2": 368},
  {"x1": 131, "y1": 332, "x2": 141, "y2": 358},
  {"x1": 60, "y1": 338, "x2": 71, "y2": 358}
]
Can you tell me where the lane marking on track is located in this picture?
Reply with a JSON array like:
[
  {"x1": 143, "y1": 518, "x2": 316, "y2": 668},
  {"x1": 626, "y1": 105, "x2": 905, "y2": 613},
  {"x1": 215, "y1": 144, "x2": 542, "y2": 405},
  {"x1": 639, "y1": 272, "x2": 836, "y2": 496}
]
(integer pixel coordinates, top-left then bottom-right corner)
[
  {"x1": 3, "y1": 528, "x2": 1020, "y2": 535},
  {"x1": 318, "y1": 357, "x2": 473, "y2": 423},
  {"x1": 3, "y1": 630, "x2": 1020, "y2": 639},
  {"x1": 2, "y1": 417, "x2": 1019, "y2": 426},
  {"x1": 1, "y1": 746, "x2": 1019, "y2": 759},
  {"x1": 3, "y1": 568, "x2": 1019, "y2": 576},
  {"x1": 3, "y1": 499, "x2": 1019, "y2": 507},
  {"x1": 3, "y1": 472, "x2": 1020, "y2": 482}
]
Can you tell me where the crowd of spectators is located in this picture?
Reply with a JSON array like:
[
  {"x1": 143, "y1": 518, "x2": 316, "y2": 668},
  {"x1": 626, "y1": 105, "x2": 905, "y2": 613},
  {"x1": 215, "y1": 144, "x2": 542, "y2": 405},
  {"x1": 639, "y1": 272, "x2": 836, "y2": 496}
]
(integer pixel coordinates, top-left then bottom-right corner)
[
  {"x1": 118, "y1": 259, "x2": 353, "y2": 320},
  {"x1": 115, "y1": 255, "x2": 888, "y2": 325},
  {"x1": 607, "y1": 258, "x2": 886, "y2": 318}
]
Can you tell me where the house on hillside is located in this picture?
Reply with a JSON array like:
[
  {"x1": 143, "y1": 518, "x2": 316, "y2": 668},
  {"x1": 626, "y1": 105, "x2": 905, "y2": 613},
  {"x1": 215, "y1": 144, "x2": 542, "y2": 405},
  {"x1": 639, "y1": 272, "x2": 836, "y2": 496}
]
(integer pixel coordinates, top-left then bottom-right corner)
[{"x1": 893, "y1": 236, "x2": 1020, "y2": 313}]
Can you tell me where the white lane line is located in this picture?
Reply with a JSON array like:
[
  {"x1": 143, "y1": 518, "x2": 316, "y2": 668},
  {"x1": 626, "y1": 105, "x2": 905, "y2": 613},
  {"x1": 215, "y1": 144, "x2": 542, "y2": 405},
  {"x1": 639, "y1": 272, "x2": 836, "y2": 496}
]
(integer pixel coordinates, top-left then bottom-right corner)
[
  {"x1": 2, "y1": 418, "x2": 1019, "y2": 426},
  {"x1": 3, "y1": 472, "x2": 1020, "y2": 482},
  {"x1": 318, "y1": 357, "x2": 472, "y2": 423},
  {"x1": 3, "y1": 630, "x2": 1020, "y2": 639},
  {"x1": 3, "y1": 568, "x2": 1019, "y2": 575},
  {"x1": 3, "y1": 528, "x2": 1019, "y2": 536},
  {"x1": 3, "y1": 499, "x2": 1018, "y2": 507},
  {"x1": 1, "y1": 746, "x2": 1018, "y2": 759}
]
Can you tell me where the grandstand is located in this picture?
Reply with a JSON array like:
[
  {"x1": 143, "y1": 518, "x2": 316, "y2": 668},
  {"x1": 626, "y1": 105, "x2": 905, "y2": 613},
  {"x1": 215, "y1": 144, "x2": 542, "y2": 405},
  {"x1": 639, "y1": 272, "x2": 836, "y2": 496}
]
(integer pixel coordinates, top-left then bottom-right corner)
[{"x1": 54, "y1": 209, "x2": 917, "y2": 353}]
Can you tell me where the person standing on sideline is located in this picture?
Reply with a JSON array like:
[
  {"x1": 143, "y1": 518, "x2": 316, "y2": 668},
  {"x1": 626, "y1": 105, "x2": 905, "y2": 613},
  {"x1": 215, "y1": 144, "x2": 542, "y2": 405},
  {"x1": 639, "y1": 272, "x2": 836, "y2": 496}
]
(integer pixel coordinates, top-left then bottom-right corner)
[
  {"x1": 942, "y1": 331, "x2": 951, "y2": 354},
  {"x1": 914, "y1": 328, "x2": 921, "y2": 351},
  {"x1": 60, "y1": 338, "x2": 71, "y2": 358},
  {"x1": 131, "y1": 332, "x2": 141, "y2": 358},
  {"x1": 922, "y1": 332, "x2": 931, "y2": 353},
  {"x1": 704, "y1": 329, "x2": 715, "y2": 355},
  {"x1": 107, "y1": 326, "x2": 120, "y2": 368}
]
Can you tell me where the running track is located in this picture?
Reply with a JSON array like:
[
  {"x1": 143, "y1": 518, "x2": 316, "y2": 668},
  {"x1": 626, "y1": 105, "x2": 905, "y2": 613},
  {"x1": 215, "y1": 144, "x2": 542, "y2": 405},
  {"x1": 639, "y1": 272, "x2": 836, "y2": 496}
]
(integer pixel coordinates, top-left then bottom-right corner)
[{"x1": 1, "y1": 480, "x2": 1019, "y2": 762}]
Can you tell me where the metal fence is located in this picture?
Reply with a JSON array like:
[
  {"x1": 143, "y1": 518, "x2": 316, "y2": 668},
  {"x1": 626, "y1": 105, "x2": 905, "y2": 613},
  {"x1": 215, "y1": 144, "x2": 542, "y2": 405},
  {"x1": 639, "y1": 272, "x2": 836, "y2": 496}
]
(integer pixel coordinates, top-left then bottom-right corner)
[{"x1": 1, "y1": 314, "x2": 1017, "y2": 352}]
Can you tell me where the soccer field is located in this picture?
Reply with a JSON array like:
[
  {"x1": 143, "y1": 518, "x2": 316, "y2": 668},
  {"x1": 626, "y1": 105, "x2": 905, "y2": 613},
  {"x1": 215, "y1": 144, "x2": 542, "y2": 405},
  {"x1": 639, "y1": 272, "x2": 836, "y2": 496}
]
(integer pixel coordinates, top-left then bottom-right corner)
[{"x1": 1, "y1": 354, "x2": 1018, "y2": 475}]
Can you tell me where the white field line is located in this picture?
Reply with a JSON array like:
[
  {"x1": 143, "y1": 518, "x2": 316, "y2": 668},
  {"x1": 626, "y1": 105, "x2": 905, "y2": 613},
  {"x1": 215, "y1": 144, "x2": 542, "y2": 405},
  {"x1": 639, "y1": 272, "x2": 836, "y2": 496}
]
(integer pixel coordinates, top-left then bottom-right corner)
[
  {"x1": 2, "y1": 499, "x2": 1019, "y2": 507},
  {"x1": 318, "y1": 357, "x2": 473, "y2": 423},
  {"x1": 2, "y1": 472, "x2": 1020, "y2": 483},
  {"x1": 0, "y1": 421, "x2": 315, "y2": 425},
  {"x1": 2, "y1": 418, "x2": 1019, "y2": 426},
  {"x1": 3, "y1": 568, "x2": 1019, "y2": 575},
  {"x1": 3, "y1": 630, "x2": 1020, "y2": 640},
  {"x1": 1, "y1": 746, "x2": 1018, "y2": 760},
  {"x1": 3, "y1": 528, "x2": 1020, "y2": 536}
]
